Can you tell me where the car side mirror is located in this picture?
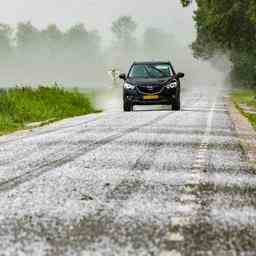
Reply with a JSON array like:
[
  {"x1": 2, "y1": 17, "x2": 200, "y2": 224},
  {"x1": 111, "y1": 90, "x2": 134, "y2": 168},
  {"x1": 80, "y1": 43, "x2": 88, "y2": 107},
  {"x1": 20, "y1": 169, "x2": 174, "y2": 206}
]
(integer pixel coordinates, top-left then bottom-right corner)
[
  {"x1": 119, "y1": 73, "x2": 126, "y2": 80},
  {"x1": 176, "y1": 72, "x2": 185, "y2": 78}
]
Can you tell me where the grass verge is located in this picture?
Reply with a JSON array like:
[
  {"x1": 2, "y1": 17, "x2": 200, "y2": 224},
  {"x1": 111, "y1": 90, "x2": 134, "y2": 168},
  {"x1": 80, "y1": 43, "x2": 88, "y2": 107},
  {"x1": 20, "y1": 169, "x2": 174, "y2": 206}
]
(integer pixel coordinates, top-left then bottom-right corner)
[
  {"x1": 231, "y1": 90, "x2": 256, "y2": 130},
  {"x1": 0, "y1": 85, "x2": 99, "y2": 135}
]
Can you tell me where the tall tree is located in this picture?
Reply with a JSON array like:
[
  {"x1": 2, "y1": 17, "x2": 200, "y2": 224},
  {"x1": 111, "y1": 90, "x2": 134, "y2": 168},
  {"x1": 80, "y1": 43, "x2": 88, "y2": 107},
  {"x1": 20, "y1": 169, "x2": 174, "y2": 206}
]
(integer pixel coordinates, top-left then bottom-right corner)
[
  {"x1": 64, "y1": 23, "x2": 89, "y2": 61},
  {"x1": 111, "y1": 16, "x2": 137, "y2": 42},
  {"x1": 143, "y1": 27, "x2": 173, "y2": 59},
  {"x1": 16, "y1": 22, "x2": 39, "y2": 51},
  {"x1": 41, "y1": 24, "x2": 63, "y2": 60},
  {"x1": 111, "y1": 16, "x2": 137, "y2": 51},
  {"x1": 181, "y1": 0, "x2": 256, "y2": 86},
  {"x1": 111, "y1": 16, "x2": 138, "y2": 68},
  {"x1": 0, "y1": 23, "x2": 12, "y2": 62},
  {"x1": 63, "y1": 23, "x2": 101, "y2": 63}
]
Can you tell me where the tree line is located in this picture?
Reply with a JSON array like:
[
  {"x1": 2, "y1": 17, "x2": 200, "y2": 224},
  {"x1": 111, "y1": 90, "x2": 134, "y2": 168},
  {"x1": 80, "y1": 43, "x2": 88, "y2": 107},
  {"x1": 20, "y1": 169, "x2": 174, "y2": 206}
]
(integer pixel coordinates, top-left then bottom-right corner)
[
  {"x1": 181, "y1": 0, "x2": 256, "y2": 87},
  {"x1": 0, "y1": 16, "x2": 180, "y2": 86}
]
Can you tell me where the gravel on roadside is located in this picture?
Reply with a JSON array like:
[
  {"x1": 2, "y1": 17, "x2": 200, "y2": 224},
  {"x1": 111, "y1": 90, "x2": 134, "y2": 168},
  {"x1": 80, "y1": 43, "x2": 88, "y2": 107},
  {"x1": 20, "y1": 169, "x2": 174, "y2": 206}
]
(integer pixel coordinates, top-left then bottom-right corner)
[{"x1": 228, "y1": 99, "x2": 256, "y2": 164}]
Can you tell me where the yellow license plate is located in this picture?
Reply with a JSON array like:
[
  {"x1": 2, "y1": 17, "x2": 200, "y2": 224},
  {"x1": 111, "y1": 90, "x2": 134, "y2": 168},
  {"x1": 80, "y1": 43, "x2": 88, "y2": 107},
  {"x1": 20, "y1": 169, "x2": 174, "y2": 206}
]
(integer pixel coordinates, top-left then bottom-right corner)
[{"x1": 143, "y1": 95, "x2": 159, "y2": 100}]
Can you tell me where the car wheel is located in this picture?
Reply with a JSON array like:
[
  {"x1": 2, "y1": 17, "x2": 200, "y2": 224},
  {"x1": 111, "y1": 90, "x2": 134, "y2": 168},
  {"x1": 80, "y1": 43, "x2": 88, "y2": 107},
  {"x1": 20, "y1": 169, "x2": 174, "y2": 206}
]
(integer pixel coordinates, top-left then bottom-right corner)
[
  {"x1": 172, "y1": 96, "x2": 181, "y2": 111},
  {"x1": 123, "y1": 102, "x2": 133, "y2": 112}
]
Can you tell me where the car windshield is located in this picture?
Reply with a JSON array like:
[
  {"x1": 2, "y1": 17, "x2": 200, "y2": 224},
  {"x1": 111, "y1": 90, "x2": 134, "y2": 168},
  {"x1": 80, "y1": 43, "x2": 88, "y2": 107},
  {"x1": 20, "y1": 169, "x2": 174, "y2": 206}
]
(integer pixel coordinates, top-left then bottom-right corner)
[{"x1": 129, "y1": 64, "x2": 173, "y2": 79}]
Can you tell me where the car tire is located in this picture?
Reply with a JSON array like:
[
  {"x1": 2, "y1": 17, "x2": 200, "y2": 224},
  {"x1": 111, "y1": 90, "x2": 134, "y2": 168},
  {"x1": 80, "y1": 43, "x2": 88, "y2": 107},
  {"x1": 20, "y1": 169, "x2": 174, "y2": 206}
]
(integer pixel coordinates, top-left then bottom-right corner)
[
  {"x1": 172, "y1": 96, "x2": 181, "y2": 111},
  {"x1": 123, "y1": 102, "x2": 133, "y2": 112}
]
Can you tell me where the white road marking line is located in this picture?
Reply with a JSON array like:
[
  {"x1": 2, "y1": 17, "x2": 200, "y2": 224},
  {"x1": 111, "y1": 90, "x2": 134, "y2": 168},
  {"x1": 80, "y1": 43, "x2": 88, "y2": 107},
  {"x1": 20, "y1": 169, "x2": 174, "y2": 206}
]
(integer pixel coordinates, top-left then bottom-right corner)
[
  {"x1": 197, "y1": 154, "x2": 206, "y2": 159},
  {"x1": 191, "y1": 97, "x2": 217, "y2": 177},
  {"x1": 196, "y1": 250, "x2": 244, "y2": 256},
  {"x1": 196, "y1": 251, "x2": 213, "y2": 256},
  {"x1": 158, "y1": 98, "x2": 218, "y2": 249},
  {"x1": 168, "y1": 232, "x2": 184, "y2": 242},
  {"x1": 196, "y1": 157, "x2": 206, "y2": 160},
  {"x1": 193, "y1": 164, "x2": 206, "y2": 169},
  {"x1": 193, "y1": 161, "x2": 205, "y2": 165},
  {"x1": 184, "y1": 185, "x2": 198, "y2": 193},
  {"x1": 190, "y1": 173, "x2": 206, "y2": 183},
  {"x1": 171, "y1": 217, "x2": 191, "y2": 226},
  {"x1": 190, "y1": 178, "x2": 202, "y2": 184},
  {"x1": 195, "y1": 154, "x2": 206, "y2": 162},
  {"x1": 195, "y1": 159, "x2": 206, "y2": 163},
  {"x1": 191, "y1": 169, "x2": 202, "y2": 174},
  {"x1": 177, "y1": 204, "x2": 199, "y2": 213},
  {"x1": 191, "y1": 169, "x2": 201, "y2": 174},
  {"x1": 192, "y1": 164, "x2": 204, "y2": 170},
  {"x1": 193, "y1": 162, "x2": 203, "y2": 165},
  {"x1": 160, "y1": 250, "x2": 182, "y2": 256},
  {"x1": 191, "y1": 172, "x2": 203, "y2": 177},
  {"x1": 180, "y1": 194, "x2": 197, "y2": 203},
  {"x1": 188, "y1": 179, "x2": 200, "y2": 185}
]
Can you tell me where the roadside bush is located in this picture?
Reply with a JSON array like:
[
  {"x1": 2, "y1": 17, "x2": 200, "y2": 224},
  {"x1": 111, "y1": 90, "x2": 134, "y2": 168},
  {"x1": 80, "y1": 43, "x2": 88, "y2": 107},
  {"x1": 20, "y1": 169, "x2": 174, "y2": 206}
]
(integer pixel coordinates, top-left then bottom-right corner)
[{"x1": 0, "y1": 85, "x2": 97, "y2": 134}]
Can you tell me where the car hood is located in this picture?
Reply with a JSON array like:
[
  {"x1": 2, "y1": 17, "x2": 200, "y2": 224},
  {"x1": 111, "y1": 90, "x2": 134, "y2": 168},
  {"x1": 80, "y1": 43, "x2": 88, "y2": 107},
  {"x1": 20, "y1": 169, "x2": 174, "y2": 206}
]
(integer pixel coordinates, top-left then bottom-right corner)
[{"x1": 126, "y1": 77, "x2": 172, "y2": 86}]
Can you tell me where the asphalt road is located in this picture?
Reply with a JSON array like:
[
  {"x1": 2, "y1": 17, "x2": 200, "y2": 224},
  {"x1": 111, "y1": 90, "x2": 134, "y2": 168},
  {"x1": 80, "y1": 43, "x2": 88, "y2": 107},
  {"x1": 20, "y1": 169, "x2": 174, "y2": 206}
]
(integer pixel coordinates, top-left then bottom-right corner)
[{"x1": 0, "y1": 85, "x2": 256, "y2": 256}]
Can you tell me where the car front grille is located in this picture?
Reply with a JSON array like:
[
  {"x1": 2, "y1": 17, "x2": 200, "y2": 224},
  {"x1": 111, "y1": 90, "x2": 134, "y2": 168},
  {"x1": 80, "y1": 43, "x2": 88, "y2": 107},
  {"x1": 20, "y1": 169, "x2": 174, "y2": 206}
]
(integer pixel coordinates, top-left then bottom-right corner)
[{"x1": 137, "y1": 85, "x2": 163, "y2": 95}]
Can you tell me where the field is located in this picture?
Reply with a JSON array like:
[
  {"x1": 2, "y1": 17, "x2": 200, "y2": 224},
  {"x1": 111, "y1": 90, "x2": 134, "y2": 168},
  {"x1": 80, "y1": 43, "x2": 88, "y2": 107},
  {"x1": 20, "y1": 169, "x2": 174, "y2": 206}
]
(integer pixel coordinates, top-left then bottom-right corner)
[{"x1": 0, "y1": 85, "x2": 98, "y2": 135}]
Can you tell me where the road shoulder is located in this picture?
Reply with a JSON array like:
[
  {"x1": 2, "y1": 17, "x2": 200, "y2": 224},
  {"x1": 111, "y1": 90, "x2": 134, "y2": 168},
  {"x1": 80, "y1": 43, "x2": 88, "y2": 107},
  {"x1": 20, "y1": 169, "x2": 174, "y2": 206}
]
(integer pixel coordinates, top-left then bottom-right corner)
[
  {"x1": 0, "y1": 112, "x2": 104, "y2": 143},
  {"x1": 228, "y1": 98, "x2": 256, "y2": 166}
]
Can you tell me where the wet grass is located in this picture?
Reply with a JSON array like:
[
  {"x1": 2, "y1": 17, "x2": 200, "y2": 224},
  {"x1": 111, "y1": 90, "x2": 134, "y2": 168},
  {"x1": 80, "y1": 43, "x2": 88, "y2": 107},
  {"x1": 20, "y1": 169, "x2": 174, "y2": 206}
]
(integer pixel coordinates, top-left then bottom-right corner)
[
  {"x1": 0, "y1": 85, "x2": 99, "y2": 135},
  {"x1": 232, "y1": 90, "x2": 256, "y2": 129},
  {"x1": 232, "y1": 90, "x2": 256, "y2": 108}
]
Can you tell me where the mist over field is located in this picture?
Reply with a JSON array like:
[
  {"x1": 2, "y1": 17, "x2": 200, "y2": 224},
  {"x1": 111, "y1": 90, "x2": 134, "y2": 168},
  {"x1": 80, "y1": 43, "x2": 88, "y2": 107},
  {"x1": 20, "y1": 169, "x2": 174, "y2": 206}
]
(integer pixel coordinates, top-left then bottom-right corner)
[{"x1": 0, "y1": 0, "x2": 228, "y2": 89}]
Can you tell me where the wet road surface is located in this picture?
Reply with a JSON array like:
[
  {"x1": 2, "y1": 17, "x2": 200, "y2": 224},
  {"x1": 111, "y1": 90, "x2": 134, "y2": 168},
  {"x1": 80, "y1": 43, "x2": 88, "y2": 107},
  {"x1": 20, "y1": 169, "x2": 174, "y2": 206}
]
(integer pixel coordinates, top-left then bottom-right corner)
[{"x1": 0, "y1": 85, "x2": 256, "y2": 256}]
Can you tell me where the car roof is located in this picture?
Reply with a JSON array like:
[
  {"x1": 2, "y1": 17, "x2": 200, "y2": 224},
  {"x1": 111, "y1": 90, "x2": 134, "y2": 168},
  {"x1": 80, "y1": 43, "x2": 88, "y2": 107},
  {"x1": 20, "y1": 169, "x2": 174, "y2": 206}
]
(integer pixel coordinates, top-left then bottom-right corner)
[{"x1": 133, "y1": 61, "x2": 172, "y2": 65}]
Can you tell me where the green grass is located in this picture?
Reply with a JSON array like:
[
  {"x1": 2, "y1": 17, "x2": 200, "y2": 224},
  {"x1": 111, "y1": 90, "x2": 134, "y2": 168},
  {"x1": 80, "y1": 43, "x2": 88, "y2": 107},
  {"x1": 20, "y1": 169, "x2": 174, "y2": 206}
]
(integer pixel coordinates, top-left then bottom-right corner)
[
  {"x1": 0, "y1": 85, "x2": 99, "y2": 135},
  {"x1": 232, "y1": 90, "x2": 256, "y2": 129}
]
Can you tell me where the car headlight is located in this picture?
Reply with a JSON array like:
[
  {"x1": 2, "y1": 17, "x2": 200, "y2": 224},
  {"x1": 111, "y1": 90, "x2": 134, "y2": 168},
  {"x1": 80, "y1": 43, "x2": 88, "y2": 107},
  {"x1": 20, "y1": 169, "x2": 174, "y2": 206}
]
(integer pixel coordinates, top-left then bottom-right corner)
[
  {"x1": 165, "y1": 80, "x2": 178, "y2": 89},
  {"x1": 124, "y1": 83, "x2": 135, "y2": 90}
]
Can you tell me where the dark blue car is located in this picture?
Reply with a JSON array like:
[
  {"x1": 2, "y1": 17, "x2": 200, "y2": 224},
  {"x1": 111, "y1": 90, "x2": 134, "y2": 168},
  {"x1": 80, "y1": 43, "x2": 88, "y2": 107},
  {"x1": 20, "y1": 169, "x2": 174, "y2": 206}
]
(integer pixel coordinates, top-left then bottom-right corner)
[{"x1": 119, "y1": 61, "x2": 184, "y2": 112}]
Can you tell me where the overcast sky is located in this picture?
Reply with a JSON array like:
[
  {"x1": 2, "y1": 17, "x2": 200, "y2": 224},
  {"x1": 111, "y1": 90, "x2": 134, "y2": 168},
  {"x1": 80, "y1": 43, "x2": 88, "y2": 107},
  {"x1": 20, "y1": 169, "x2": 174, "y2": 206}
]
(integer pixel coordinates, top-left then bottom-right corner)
[{"x1": 1, "y1": 0, "x2": 196, "y2": 43}]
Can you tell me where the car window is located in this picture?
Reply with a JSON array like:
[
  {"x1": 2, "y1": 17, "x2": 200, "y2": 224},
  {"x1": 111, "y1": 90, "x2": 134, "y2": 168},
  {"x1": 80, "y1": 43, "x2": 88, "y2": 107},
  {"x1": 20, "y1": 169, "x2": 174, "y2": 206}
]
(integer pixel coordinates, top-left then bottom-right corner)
[
  {"x1": 129, "y1": 64, "x2": 172, "y2": 78},
  {"x1": 154, "y1": 65, "x2": 172, "y2": 77},
  {"x1": 129, "y1": 65, "x2": 148, "y2": 78}
]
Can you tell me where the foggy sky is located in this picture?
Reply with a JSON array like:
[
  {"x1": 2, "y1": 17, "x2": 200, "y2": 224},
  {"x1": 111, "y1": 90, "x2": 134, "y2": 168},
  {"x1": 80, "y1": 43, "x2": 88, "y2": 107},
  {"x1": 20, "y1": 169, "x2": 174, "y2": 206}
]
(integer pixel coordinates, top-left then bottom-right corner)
[
  {"x1": 1, "y1": 0, "x2": 196, "y2": 44},
  {"x1": 0, "y1": 0, "x2": 217, "y2": 89}
]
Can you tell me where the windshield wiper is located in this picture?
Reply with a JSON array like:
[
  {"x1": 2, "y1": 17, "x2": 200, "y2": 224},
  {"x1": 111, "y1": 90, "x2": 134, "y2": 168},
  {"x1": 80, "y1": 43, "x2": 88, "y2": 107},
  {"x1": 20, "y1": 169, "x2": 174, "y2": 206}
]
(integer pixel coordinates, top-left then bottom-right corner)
[
  {"x1": 143, "y1": 65, "x2": 154, "y2": 78},
  {"x1": 145, "y1": 65, "x2": 166, "y2": 78}
]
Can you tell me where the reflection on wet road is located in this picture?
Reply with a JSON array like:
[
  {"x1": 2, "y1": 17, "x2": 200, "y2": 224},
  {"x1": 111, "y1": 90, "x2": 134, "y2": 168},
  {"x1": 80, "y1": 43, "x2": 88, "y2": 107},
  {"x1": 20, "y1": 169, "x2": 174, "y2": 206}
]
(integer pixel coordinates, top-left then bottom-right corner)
[{"x1": 0, "y1": 85, "x2": 255, "y2": 255}]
